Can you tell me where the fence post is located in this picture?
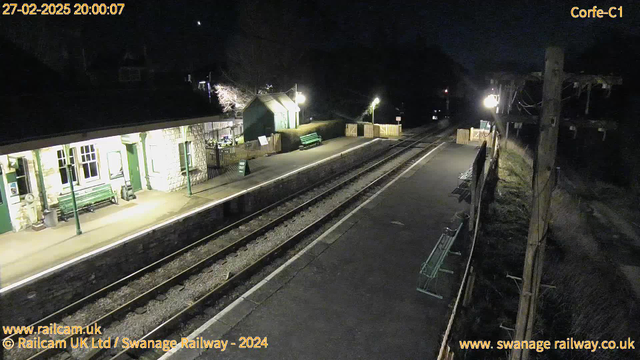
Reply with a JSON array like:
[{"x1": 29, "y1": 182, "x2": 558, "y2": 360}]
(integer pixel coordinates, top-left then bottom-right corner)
[
  {"x1": 463, "y1": 266, "x2": 476, "y2": 307},
  {"x1": 470, "y1": 164, "x2": 477, "y2": 232}
]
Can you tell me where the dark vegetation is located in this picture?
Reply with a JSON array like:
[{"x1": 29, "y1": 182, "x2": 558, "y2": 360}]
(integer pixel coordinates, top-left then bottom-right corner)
[
  {"x1": 452, "y1": 143, "x2": 640, "y2": 359},
  {"x1": 278, "y1": 120, "x2": 345, "y2": 152}
]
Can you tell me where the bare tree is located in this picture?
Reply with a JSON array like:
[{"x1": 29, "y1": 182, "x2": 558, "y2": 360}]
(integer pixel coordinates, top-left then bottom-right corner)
[
  {"x1": 226, "y1": 0, "x2": 307, "y2": 93},
  {"x1": 214, "y1": 84, "x2": 253, "y2": 113}
]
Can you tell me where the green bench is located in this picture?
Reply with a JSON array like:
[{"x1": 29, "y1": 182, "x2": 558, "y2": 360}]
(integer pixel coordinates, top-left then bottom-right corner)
[
  {"x1": 299, "y1": 132, "x2": 322, "y2": 150},
  {"x1": 57, "y1": 183, "x2": 118, "y2": 221},
  {"x1": 417, "y1": 222, "x2": 463, "y2": 299}
]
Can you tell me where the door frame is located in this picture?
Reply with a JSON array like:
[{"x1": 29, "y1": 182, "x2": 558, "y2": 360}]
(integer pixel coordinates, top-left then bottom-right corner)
[
  {"x1": 0, "y1": 166, "x2": 14, "y2": 234},
  {"x1": 125, "y1": 144, "x2": 142, "y2": 192}
]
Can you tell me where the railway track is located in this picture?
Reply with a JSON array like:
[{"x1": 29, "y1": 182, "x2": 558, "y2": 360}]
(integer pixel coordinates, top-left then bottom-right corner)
[{"x1": 4, "y1": 124, "x2": 454, "y2": 360}]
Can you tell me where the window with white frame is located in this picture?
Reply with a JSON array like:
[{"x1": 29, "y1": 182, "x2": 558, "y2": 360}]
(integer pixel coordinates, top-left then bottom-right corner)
[
  {"x1": 15, "y1": 157, "x2": 31, "y2": 195},
  {"x1": 178, "y1": 142, "x2": 192, "y2": 171},
  {"x1": 57, "y1": 148, "x2": 78, "y2": 186},
  {"x1": 80, "y1": 144, "x2": 100, "y2": 180}
]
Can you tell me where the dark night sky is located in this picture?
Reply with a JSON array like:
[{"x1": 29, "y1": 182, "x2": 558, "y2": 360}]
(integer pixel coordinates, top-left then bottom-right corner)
[
  {"x1": 1, "y1": 0, "x2": 639, "y2": 73},
  {"x1": 115, "y1": 0, "x2": 640, "y2": 71}
]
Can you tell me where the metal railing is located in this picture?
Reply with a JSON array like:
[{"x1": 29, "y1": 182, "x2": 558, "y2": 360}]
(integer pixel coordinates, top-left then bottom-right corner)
[{"x1": 437, "y1": 136, "x2": 501, "y2": 360}]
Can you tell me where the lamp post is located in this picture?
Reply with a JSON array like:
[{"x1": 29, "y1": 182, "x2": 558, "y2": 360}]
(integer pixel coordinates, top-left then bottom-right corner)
[
  {"x1": 295, "y1": 92, "x2": 306, "y2": 127},
  {"x1": 371, "y1": 97, "x2": 380, "y2": 124},
  {"x1": 444, "y1": 88, "x2": 450, "y2": 114},
  {"x1": 64, "y1": 144, "x2": 82, "y2": 235},
  {"x1": 181, "y1": 125, "x2": 192, "y2": 196}
]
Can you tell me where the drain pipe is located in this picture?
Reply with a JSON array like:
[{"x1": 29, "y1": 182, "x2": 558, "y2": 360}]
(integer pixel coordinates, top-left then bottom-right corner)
[
  {"x1": 34, "y1": 149, "x2": 48, "y2": 211},
  {"x1": 140, "y1": 132, "x2": 152, "y2": 190}
]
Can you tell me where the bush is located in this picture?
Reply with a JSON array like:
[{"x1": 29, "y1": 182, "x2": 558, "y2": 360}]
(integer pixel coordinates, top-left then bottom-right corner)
[{"x1": 452, "y1": 141, "x2": 640, "y2": 360}]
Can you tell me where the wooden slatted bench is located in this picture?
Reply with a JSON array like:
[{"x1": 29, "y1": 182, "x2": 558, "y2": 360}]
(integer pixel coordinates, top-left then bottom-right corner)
[
  {"x1": 458, "y1": 166, "x2": 473, "y2": 186},
  {"x1": 299, "y1": 132, "x2": 322, "y2": 150},
  {"x1": 57, "y1": 183, "x2": 118, "y2": 221},
  {"x1": 451, "y1": 166, "x2": 473, "y2": 201},
  {"x1": 417, "y1": 222, "x2": 463, "y2": 299}
]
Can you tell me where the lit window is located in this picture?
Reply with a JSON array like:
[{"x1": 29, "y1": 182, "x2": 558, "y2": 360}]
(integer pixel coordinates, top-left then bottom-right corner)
[
  {"x1": 57, "y1": 148, "x2": 78, "y2": 186},
  {"x1": 178, "y1": 142, "x2": 192, "y2": 171},
  {"x1": 15, "y1": 157, "x2": 31, "y2": 195},
  {"x1": 80, "y1": 144, "x2": 100, "y2": 180}
]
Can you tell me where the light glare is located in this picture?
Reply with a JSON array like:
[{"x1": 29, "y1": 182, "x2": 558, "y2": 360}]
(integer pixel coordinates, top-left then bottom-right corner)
[{"x1": 483, "y1": 94, "x2": 498, "y2": 108}]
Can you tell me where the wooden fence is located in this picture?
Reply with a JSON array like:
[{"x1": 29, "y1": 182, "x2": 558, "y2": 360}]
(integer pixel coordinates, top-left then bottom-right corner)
[
  {"x1": 363, "y1": 124, "x2": 402, "y2": 138},
  {"x1": 378, "y1": 124, "x2": 402, "y2": 137},
  {"x1": 470, "y1": 127, "x2": 494, "y2": 143},
  {"x1": 456, "y1": 129, "x2": 470, "y2": 145},
  {"x1": 205, "y1": 134, "x2": 281, "y2": 177},
  {"x1": 345, "y1": 124, "x2": 358, "y2": 137}
]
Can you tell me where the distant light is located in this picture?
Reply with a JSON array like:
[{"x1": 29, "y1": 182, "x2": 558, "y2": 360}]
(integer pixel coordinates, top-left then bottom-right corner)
[
  {"x1": 296, "y1": 92, "x2": 306, "y2": 104},
  {"x1": 483, "y1": 94, "x2": 499, "y2": 108},
  {"x1": 372, "y1": 97, "x2": 380, "y2": 107},
  {"x1": 444, "y1": 89, "x2": 448, "y2": 93},
  {"x1": 197, "y1": 21, "x2": 201, "y2": 26}
]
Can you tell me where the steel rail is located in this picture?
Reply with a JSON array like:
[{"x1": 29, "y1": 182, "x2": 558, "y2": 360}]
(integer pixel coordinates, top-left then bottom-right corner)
[
  {"x1": 17, "y1": 127, "x2": 437, "y2": 360},
  {"x1": 109, "y1": 126, "x2": 456, "y2": 360}
]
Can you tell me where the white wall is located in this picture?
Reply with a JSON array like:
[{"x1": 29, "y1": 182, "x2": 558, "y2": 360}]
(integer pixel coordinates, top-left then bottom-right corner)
[
  {"x1": 1, "y1": 124, "x2": 207, "y2": 232},
  {"x1": 0, "y1": 152, "x2": 42, "y2": 231},
  {"x1": 145, "y1": 124, "x2": 207, "y2": 192}
]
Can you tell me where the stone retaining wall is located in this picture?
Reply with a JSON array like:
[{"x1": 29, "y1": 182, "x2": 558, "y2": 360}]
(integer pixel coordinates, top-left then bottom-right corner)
[{"x1": 2, "y1": 139, "x2": 391, "y2": 326}]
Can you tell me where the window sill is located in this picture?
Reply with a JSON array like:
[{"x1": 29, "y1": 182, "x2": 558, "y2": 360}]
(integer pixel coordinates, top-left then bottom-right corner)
[{"x1": 180, "y1": 168, "x2": 200, "y2": 176}]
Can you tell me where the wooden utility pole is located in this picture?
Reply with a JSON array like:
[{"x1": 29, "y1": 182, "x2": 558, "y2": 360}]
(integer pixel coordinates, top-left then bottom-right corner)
[{"x1": 510, "y1": 47, "x2": 564, "y2": 360}]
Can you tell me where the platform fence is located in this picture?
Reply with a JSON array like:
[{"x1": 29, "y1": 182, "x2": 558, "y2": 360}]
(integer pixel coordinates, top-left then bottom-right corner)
[
  {"x1": 205, "y1": 134, "x2": 281, "y2": 177},
  {"x1": 437, "y1": 135, "x2": 501, "y2": 360}
]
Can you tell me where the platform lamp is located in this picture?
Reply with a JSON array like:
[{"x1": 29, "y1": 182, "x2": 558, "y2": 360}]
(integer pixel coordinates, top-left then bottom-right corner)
[
  {"x1": 64, "y1": 144, "x2": 82, "y2": 235},
  {"x1": 371, "y1": 97, "x2": 380, "y2": 124},
  {"x1": 295, "y1": 92, "x2": 306, "y2": 127},
  {"x1": 181, "y1": 125, "x2": 192, "y2": 196}
]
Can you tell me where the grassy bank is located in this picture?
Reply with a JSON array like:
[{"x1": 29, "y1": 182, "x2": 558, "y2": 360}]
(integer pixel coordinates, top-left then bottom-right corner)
[{"x1": 451, "y1": 142, "x2": 639, "y2": 359}]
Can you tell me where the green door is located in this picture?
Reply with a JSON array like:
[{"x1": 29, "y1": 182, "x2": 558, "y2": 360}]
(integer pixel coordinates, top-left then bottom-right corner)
[
  {"x1": 0, "y1": 168, "x2": 13, "y2": 234},
  {"x1": 126, "y1": 144, "x2": 142, "y2": 192}
]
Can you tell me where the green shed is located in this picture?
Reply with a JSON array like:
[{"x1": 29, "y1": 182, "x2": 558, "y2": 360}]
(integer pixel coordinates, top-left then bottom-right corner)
[{"x1": 242, "y1": 93, "x2": 300, "y2": 141}]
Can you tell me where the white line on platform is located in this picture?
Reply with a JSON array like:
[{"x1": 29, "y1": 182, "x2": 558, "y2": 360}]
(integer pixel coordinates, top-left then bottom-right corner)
[
  {"x1": 0, "y1": 139, "x2": 380, "y2": 294},
  {"x1": 160, "y1": 141, "x2": 447, "y2": 359}
]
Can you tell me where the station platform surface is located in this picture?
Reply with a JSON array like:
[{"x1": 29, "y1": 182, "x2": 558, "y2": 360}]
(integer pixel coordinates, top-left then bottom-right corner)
[
  {"x1": 0, "y1": 136, "x2": 377, "y2": 290},
  {"x1": 168, "y1": 142, "x2": 478, "y2": 360}
]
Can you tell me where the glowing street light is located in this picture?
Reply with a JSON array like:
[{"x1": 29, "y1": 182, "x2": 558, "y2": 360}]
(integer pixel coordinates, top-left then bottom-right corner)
[
  {"x1": 295, "y1": 92, "x2": 306, "y2": 127},
  {"x1": 444, "y1": 88, "x2": 450, "y2": 114},
  {"x1": 371, "y1": 97, "x2": 380, "y2": 124},
  {"x1": 483, "y1": 94, "x2": 499, "y2": 109}
]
